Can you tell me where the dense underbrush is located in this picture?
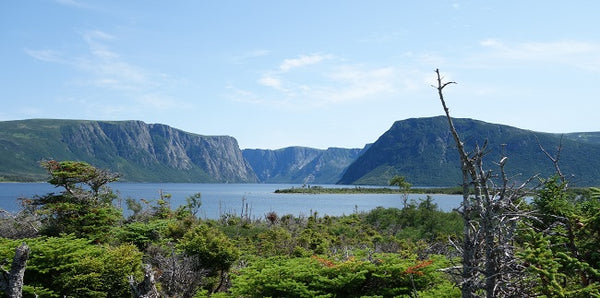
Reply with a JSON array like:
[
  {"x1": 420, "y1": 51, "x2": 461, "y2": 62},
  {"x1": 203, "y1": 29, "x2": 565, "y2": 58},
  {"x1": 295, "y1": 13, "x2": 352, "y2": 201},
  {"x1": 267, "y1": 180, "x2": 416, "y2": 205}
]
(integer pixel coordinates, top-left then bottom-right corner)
[{"x1": 1, "y1": 161, "x2": 599, "y2": 297}]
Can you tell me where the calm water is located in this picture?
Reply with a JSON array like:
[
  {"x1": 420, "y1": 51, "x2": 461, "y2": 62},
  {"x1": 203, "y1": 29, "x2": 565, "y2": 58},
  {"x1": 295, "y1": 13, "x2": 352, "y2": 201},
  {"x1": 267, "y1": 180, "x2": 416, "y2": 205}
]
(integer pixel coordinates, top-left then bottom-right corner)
[{"x1": 0, "y1": 183, "x2": 463, "y2": 219}]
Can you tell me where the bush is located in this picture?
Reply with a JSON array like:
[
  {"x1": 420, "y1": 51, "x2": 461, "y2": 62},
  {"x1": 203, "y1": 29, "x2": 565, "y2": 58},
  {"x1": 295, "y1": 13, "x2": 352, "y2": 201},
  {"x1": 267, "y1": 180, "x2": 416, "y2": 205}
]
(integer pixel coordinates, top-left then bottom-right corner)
[
  {"x1": 230, "y1": 253, "x2": 457, "y2": 297},
  {"x1": 0, "y1": 235, "x2": 143, "y2": 297}
]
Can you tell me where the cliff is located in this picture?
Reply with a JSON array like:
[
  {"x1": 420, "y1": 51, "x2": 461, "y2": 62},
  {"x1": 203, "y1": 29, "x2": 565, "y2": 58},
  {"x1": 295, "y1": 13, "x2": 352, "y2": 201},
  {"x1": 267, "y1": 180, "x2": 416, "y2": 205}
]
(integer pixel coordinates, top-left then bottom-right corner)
[
  {"x1": 243, "y1": 146, "x2": 366, "y2": 184},
  {"x1": 0, "y1": 119, "x2": 257, "y2": 182}
]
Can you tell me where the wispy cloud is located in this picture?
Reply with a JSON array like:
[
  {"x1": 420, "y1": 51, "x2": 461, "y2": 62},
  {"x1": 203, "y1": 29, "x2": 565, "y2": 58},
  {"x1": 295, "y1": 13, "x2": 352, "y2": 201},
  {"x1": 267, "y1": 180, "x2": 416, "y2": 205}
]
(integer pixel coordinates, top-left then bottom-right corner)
[
  {"x1": 279, "y1": 54, "x2": 332, "y2": 72},
  {"x1": 316, "y1": 66, "x2": 398, "y2": 103},
  {"x1": 26, "y1": 29, "x2": 151, "y2": 91},
  {"x1": 54, "y1": 0, "x2": 92, "y2": 9},
  {"x1": 254, "y1": 53, "x2": 333, "y2": 95},
  {"x1": 76, "y1": 30, "x2": 152, "y2": 90},
  {"x1": 83, "y1": 30, "x2": 114, "y2": 43},
  {"x1": 229, "y1": 49, "x2": 271, "y2": 64},
  {"x1": 478, "y1": 39, "x2": 600, "y2": 71},
  {"x1": 229, "y1": 52, "x2": 415, "y2": 108},
  {"x1": 24, "y1": 29, "x2": 180, "y2": 112},
  {"x1": 24, "y1": 49, "x2": 65, "y2": 63},
  {"x1": 225, "y1": 84, "x2": 266, "y2": 105},
  {"x1": 257, "y1": 75, "x2": 283, "y2": 90}
]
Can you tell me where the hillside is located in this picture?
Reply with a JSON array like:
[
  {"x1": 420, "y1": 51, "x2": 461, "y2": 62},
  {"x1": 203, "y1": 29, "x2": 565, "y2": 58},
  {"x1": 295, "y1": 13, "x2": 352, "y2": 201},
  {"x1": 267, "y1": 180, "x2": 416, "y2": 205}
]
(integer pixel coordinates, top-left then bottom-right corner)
[
  {"x1": 338, "y1": 116, "x2": 600, "y2": 187},
  {"x1": 0, "y1": 119, "x2": 257, "y2": 183},
  {"x1": 3, "y1": 117, "x2": 600, "y2": 186},
  {"x1": 565, "y1": 132, "x2": 600, "y2": 145},
  {"x1": 242, "y1": 146, "x2": 366, "y2": 184}
]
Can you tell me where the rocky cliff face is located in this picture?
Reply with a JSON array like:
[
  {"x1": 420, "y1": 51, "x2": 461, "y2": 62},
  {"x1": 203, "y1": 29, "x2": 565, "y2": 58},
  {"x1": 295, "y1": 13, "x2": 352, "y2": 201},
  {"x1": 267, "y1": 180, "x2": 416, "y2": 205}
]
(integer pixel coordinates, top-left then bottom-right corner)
[
  {"x1": 243, "y1": 146, "x2": 365, "y2": 184},
  {"x1": 0, "y1": 119, "x2": 257, "y2": 183}
]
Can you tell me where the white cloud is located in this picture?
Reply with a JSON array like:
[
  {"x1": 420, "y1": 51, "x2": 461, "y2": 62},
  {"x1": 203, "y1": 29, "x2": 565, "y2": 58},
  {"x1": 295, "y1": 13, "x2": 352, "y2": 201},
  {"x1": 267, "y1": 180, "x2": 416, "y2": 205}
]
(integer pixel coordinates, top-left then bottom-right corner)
[
  {"x1": 279, "y1": 54, "x2": 331, "y2": 72},
  {"x1": 25, "y1": 49, "x2": 64, "y2": 63},
  {"x1": 319, "y1": 66, "x2": 397, "y2": 103},
  {"x1": 226, "y1": 51, "x2": 440, "y2": 110},
  {"x1": 54, "y1": 0, "x2": 89, "y2": 9},
  {"x1": 252, "y1": 54, "x2": 333, "y2": 94},
  {"x1": 23, "y1": 29, "x2": 184, "y2": 114},
  {"x1": 258, "y1": 75, "x2": 282, "y2": 89},
  {"x1": 229, "y1": 59, "x2": 412, "y2": 109},
  {"x1": 478, "y1": 39, "x2": 600, "y2": 71},
  {"x1": 26, "y1": 29, "x2": 149, "y2": 91},
  {"x1": 479, "y1": 38, "x2": 501, "y2": 47},
  {"x1": 83, "y1": 30, "x2": 114, "y2": 42},
  {"x1": 66, "y1": 30, "x2": 152, "y2": 90}
]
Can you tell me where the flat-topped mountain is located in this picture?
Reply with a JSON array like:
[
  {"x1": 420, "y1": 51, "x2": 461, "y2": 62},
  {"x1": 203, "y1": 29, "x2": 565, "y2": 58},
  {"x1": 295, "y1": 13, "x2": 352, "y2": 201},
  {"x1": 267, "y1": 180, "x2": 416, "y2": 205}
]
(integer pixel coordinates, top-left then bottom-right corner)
[
  {"x1": 0, "y1": 119, "x2": 257, "y2": 182},
  {"x1": 338, "y1": 116, "x2": 600, "y2": 186}
]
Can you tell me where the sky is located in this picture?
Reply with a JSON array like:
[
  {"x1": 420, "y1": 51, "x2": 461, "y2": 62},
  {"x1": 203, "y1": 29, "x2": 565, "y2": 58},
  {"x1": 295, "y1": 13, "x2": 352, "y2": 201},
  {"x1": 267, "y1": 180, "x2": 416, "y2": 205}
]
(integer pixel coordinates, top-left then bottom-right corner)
[{"x1": 2, "y1": 1, "x2": 600, "y2": 149}]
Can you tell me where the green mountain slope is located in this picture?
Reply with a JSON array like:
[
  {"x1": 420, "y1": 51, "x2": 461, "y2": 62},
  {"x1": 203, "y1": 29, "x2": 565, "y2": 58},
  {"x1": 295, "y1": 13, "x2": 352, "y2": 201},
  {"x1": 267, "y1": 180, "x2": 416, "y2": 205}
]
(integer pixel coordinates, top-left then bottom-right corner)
[
  {"x1": 338, "y1": 116, "x2": 600, "y2": 187},
  {"x1": 4, "y1": 117, "x2": 599, "y2": 186},
  {"x1": 0, "y1": 119, "x2": 257, "y2": 182},
  {"x1": 565, "y1": 132, "x2": 600, "y2": 145}
]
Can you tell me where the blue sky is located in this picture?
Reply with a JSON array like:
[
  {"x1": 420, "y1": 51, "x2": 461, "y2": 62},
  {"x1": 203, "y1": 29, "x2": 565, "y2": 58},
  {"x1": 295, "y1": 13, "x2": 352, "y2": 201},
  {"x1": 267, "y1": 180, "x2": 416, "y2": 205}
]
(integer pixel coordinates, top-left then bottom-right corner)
[{"x1": 2, "y1": 1, "x2": 599, "y2": 149}]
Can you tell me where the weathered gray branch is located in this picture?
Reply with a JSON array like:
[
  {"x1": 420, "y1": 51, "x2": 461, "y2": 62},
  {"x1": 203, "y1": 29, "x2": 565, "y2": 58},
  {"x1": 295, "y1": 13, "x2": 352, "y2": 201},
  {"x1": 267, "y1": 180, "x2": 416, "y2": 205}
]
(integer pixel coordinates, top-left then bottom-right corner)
[
  {"x1": 0, "y1": 243, "x2": 29, "y2": 298},
  {"x1": 130, "y1": 264, "x2": 160, "y2": 298},
  {"x1": 536, "y1": 134, "x2": 566, "y2": 183},
  {"x1": 434, "y1": 69, "x2": 533, "y2": 298}
]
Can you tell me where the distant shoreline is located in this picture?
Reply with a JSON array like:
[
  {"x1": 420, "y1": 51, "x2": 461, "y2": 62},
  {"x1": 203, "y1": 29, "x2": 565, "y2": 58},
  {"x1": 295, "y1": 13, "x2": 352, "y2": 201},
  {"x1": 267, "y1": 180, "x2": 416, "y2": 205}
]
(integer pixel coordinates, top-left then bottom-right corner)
[{"x1": 274, "y1": 185, "x2": 465, "y2": 195}]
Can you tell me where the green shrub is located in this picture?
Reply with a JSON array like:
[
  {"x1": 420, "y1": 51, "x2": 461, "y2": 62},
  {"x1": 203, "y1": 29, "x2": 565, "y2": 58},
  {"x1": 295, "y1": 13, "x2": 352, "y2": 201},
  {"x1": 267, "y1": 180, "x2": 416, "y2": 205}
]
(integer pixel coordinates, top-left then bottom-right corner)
[{"x1": 0, "y1": 235, "x2": 143, "y2": 297}]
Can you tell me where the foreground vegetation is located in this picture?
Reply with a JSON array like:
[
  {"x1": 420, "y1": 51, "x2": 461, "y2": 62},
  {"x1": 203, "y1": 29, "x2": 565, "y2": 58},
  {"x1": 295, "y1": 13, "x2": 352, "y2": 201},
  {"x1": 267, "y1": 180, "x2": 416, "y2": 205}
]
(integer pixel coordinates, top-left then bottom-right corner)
[{"x1": 0, "y1": 160, "x2": 599, "y2": 297}]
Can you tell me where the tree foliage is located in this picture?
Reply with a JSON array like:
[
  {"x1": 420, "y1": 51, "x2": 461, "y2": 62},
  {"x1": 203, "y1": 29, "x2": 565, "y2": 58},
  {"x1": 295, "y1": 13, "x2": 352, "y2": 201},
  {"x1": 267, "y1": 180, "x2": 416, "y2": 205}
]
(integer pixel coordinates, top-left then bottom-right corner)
[
  {"x1": 518, "y1": 176, "x2": 600, "y2": 296},
  {"x1": 0, "y1": 236, "x2": 142, "y2": 297},
  {"x1": 30, "y1": 160, "x2": 122, "y2": 241},
  {"x1": 230, "y1": 253, "x2": 458, "y2": 297}
]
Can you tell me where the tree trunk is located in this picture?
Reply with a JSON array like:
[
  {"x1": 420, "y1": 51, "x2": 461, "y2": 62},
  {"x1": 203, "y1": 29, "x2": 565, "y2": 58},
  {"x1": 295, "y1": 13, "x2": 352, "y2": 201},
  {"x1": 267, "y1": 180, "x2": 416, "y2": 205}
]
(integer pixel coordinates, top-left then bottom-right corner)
[
  {"x1": 5, "y1": 243, "x2": 29, "y2": 298},
  {"x1": 434, "y1": 69, "x2": 531, "y2": 297},
  {"x1": 130, "y1": 264, "x2": 160, "y2": 298}
]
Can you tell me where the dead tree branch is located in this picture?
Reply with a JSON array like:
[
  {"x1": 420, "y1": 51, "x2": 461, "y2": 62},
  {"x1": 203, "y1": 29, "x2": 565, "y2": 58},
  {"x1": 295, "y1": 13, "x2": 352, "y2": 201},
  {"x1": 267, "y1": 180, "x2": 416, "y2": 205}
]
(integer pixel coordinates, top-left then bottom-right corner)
[
  {"x1": 434, "y1": 69, "x2": 533, "y2": 298},
  {"x1": 535, "y1": 134, "x2": 566, "y2": 184},
  {"x1": 130, "y1": 264, "x2": 160, "y2": 298}
]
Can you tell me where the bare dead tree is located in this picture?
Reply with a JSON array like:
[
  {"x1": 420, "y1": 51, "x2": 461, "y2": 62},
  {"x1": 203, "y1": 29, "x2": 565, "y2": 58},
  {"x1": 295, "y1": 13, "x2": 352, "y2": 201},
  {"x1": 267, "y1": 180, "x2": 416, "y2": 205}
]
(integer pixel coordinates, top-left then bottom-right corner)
[
  {"x1": 434, "y1": 69, "x2": 535, "y2": 297},
  {"x1": 145, "y1": 244, "x2": 208, "y2": 298},
  {"x1": 0, "y1": 207, "x2": 40, "y2": 239},
  {"x1": 0, "y1": 243, "x2": 30, "y2": 298},
  {"x1": 129, "y1": 264, "x2": 160, "y2": 298}
]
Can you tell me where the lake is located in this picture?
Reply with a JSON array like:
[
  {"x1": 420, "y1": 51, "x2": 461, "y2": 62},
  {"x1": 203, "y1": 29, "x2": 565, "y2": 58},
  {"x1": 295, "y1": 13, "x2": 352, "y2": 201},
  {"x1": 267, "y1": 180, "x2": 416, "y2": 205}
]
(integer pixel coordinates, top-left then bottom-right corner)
[{"x1": 0, "y1": 183, "x2": 463, "y2": 219}]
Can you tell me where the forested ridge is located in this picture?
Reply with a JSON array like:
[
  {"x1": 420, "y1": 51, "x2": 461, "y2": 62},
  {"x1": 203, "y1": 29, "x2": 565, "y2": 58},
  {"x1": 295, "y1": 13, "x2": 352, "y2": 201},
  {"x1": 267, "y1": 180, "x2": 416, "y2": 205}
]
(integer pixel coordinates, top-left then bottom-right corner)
[{"x1": 339, "y1": 116, "x2": 600, "y2": 186}]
